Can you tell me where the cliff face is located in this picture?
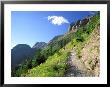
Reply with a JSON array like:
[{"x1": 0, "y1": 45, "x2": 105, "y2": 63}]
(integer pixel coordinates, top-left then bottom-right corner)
[{"x1": 68, "y1": 16, "x2": 91, "y2": 32}]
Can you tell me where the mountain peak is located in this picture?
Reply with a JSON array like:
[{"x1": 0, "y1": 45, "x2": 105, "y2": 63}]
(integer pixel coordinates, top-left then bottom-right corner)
[{"x1": 32, "y1": 42, "x2": 47, "y2": 49}]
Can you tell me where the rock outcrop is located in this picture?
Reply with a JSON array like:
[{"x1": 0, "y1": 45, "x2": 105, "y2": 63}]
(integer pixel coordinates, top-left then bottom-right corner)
[{"x1": 68, "y1": 16, "x2": 91, "y2": 32}]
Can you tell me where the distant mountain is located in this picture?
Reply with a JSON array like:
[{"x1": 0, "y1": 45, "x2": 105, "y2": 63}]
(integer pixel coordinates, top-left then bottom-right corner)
[
  {"x1": 12, "y1": 13, "x2": 100, "y2": 77},
  {"x1": 11, "y1": 42, "x2": 47, "y2": 68},
  {"x1": 48, "y1": 35, "x2": 63, "y2": 45},
  {"x1": 32, "y1": 42, "x2": 47, "y2": 49},
  {"x1": 11, "y1": 44, "x2": 35, "y2": 68}
]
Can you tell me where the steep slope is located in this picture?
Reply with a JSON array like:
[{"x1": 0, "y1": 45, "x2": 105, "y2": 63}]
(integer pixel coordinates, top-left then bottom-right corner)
[
  {"x1": 80, "y1": 25, "x2": 100, "y2": 76},
  {"x1": 65, "y1": 50, "x2": 92, "y2": 77},
  {"x1": 48, "y1": 35, "x2": 63, "y2": 45},
  {"x1": 65, "y1": 25, "x2": 100, "y2": 77},
  {"x1": 22, "y1": 14, "x2": 99, "y2": 77},
  {"x1": 12, "y1": 13, "x2": 100, "y2": 77},
  {"x1": 11, "y1": 35, "x2": 64, "y2": 77}
]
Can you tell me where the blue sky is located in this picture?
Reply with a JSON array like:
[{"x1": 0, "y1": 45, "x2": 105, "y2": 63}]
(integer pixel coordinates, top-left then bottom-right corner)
[{"x1": 11, "y1": 11, "x2": 96, "y2": 48}]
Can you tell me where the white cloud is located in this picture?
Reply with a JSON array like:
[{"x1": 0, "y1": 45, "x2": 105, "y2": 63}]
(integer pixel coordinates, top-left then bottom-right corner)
[{"x1": 48, "y1": 16, "x2": 69, "y2": 26}]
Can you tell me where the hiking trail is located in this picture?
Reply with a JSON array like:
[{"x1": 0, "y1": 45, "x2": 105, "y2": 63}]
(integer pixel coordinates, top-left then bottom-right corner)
[{"x1": 65, "y1": 49, "x2": 94, "y2": 77}]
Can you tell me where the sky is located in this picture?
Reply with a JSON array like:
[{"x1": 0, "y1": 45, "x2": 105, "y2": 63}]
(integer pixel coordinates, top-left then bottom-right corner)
[{"x1": 11, "y1": 11, "x2": 96, "y2": 48}]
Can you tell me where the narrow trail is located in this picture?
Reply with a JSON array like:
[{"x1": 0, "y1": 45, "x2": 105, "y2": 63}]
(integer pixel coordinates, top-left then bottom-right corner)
[{"x1": 65, "y1": 50, "x2": 94, "y2": 77}]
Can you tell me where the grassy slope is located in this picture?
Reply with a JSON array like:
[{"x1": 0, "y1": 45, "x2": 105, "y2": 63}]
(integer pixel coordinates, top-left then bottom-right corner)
[{"x1": 21, "y1": 14, "x2": 100, "y2": 77}]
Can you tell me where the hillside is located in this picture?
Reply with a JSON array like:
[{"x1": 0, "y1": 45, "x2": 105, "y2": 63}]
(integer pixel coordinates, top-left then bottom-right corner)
[
  {"x1": 11, "y1": 13, "x2": 100, "y2": 77},
  {"x1": 48, "y1": 35, "x2": 63, "y2": 45},
  {"x1": 65, "y1": 25, "x2": 100, "y2": 77}
]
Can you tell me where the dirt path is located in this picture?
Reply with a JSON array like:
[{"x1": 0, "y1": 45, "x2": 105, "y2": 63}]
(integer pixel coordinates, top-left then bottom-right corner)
[{"x1": 65, "y1": 50, "x2": 94, "y2": 77}]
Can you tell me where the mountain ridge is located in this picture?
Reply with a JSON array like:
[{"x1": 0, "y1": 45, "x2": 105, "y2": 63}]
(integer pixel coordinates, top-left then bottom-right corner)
[
  {"x1": 11, "y1": 42, "x2": 47, "y2": 68},
  {"x1": 11, "y1": 12, "x2": 100, "y2": 77}
]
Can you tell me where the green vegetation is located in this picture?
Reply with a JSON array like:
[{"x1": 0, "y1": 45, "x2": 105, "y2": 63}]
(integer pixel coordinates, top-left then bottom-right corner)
[
  {"x1": 25, "y1": 50, "x2": 70, "y2": 76},
  {"x1": 12, "y1": 13, "x2": 100, "y2": 77}
]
